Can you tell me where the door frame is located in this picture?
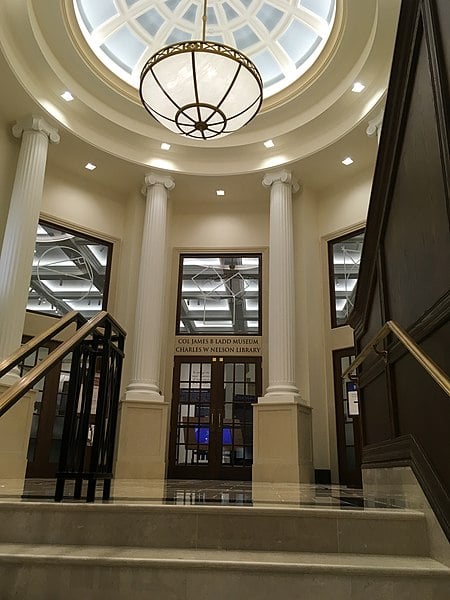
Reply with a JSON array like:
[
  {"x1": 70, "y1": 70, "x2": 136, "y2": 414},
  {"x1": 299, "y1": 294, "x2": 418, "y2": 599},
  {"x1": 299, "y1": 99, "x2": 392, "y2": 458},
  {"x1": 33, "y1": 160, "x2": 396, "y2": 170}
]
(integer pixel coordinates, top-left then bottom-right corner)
[
  {"x1": 332, "y1": 347, "x2": 363, "y2": 487},
  {"x1": 168, "y1": 355, "x2": 262, "y2": 480}
]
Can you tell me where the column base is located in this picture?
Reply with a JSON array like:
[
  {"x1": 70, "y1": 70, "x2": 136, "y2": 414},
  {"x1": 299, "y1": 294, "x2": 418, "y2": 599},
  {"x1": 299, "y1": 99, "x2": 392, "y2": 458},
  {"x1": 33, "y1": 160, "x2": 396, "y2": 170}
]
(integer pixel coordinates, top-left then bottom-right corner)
[
  {"x1": 0, "y1": 382, "x2": 35, "y2": 479},
  {"x1": 114, "y1": 391, "x2": 168, "y2": 479},
  {"x1": 253, "y1": 399, "x2": 314, "y2": 484}
]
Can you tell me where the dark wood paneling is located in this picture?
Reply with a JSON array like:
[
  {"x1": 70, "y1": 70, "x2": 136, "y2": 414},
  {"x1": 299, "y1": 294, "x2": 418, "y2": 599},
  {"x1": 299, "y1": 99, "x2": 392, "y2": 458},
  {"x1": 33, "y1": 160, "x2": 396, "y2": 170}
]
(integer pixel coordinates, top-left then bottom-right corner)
[
  {"x1": 383, "y1": 30, "x2": 450, "y2": 328},
  {"x1": 360, "y1": 372, "x2": 391, "y2": 446},
  {"x1": 349, "y1": 0, "x2": 450, "y2": 538}
]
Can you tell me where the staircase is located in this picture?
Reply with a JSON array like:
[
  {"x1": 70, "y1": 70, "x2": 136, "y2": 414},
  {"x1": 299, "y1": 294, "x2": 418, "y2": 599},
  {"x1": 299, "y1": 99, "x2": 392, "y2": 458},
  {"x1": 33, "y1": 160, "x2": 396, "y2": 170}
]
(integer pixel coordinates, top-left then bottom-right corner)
[{"x1": 0, "y1": 501, "x2": 448, "y2": 599}]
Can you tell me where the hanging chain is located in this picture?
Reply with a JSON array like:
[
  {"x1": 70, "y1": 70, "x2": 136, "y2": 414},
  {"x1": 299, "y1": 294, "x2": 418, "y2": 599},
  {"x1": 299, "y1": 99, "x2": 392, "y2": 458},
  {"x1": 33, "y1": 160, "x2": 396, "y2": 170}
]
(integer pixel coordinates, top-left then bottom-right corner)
[{"x1": 202, "y1": 0, "x2": 207, "y2": 41}]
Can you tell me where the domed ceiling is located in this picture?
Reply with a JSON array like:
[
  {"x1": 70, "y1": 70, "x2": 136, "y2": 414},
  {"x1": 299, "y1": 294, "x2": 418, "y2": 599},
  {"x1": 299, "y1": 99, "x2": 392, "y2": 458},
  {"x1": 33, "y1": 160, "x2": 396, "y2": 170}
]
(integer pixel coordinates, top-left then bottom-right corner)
[
  {"x1": 0, "y1": 0, "x2": 401, "y2": 177},
  {"x1": 74, "y1": 0, "x2": 336, "y2": 98}
]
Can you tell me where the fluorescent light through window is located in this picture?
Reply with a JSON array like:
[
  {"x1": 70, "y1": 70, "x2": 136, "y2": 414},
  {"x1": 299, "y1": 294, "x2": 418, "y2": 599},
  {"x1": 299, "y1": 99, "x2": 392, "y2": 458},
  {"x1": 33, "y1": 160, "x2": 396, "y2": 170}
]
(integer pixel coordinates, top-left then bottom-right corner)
[
  {"x1": 342, "y1": 157, "x2": 354, "y2": 166},
  {"x1": 85, "y1": 163, "x2": 96, "y2": 171},
  {"x1": 161, "y1": 143, "x2": 171, "y2": 151},
  {"x1": 216, "y1": 190, "x2": 225, "y2": 196},
  {"x1": 61, "y1": 91, "x2": 74, "y2": 101},
  {"x1": 352, "y1": 82, "x2": 365, "y2": 93},
  {"x1": 264, "y1": 139, "x2": 274, "y2": 148}
]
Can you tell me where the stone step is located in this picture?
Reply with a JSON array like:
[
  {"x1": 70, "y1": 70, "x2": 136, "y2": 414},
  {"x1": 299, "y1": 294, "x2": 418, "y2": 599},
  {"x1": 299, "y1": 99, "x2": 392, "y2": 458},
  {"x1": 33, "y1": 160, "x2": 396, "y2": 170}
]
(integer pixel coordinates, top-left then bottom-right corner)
[
  {"x1": 0, "y1": 544, "x2": 448, "y2": 600},
  {"x1": 0, "y1": 502, "x2": 429, "y2": 556}
]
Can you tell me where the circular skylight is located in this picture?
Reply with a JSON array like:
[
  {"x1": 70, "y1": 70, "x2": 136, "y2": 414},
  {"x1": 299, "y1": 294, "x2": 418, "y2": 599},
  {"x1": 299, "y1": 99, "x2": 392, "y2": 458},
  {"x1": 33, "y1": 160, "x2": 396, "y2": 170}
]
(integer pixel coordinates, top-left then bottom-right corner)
[{"x1": 73, "y1": 0, "x2": 336, "y2": 98}]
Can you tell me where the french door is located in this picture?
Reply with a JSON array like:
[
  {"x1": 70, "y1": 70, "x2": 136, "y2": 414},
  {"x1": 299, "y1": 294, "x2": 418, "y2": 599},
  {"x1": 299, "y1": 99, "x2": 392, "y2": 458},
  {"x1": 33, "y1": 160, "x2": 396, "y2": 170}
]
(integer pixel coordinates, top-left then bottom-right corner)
[{"x1": 168, "y1": 356, "x2": 262, "y2": 480}]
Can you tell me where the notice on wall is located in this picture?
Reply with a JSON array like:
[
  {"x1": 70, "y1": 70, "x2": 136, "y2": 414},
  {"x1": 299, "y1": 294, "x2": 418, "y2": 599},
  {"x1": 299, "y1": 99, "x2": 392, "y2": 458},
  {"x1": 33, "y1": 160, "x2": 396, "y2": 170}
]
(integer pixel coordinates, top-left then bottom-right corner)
[
  {"x1": 175, "y1": 336, "x2": 262, "y2": 355},
  {"x1": 346, "y1": 381, "x2": 360, "y2": 416}
]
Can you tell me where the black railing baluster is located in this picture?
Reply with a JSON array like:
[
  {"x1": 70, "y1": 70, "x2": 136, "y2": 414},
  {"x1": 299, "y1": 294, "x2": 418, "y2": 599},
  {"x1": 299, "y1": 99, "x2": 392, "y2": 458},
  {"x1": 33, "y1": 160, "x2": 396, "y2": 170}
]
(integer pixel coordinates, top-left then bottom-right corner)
[{"x1": 54, "y1": 314, "x2": 126, "y2": 502}]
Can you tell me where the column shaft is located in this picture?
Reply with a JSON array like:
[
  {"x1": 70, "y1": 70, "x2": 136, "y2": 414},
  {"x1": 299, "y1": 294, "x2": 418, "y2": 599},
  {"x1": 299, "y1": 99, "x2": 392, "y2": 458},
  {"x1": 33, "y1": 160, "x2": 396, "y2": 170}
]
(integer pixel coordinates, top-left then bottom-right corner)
[
  {"x1": 262, "y1": 170, "x2": 300, "y2": 399},
  {"x1": 0, "y1": 116, "x2": 59, "y2": 361},
  {"x1": 127, "y1": 173, "x2": 174, "y2": 398}
]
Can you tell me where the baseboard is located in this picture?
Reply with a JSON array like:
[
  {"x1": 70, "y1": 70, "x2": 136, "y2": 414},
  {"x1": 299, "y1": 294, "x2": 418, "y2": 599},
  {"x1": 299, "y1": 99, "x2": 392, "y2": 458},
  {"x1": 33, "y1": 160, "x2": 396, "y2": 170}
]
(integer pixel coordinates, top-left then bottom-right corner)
[
  {"x1": 314, "y1": 469, "x2": 331, "y2": 485},
  {"x1": 363, "y1": 434, "x2": 450, "y2": 540}
]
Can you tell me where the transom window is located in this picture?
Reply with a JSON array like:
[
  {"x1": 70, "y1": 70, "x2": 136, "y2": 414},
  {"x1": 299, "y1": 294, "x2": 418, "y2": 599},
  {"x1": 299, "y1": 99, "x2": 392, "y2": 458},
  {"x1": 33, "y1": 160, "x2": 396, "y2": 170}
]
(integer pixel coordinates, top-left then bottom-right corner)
[
  {"x1": 27, "y1": 221, "x2": 113, "y2": 319},
  {"x1": 328, "y1": 229, "x2": 365, "y2": 327},
  {"x1": 177, "y1": 253, "x2": 261, "y2": 335}
]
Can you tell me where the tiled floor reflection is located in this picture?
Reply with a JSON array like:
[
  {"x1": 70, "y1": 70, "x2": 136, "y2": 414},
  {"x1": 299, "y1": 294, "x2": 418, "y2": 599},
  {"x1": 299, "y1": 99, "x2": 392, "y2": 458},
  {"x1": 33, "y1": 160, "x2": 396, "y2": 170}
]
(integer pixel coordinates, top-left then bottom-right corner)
[{"x1": 0, "y1": 478, "x2": 409, "y2": 510}]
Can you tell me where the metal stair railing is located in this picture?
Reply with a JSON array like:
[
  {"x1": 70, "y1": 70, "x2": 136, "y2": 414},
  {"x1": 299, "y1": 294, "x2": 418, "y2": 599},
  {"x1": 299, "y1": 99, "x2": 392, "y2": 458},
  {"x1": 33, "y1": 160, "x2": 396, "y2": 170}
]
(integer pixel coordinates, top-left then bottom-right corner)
[
  {"x1": 342, "y1": 319, "x2": 450, "y2": 396},
  {"x1": 0, "y1": 311, "x2": 126, "y2": 502}
]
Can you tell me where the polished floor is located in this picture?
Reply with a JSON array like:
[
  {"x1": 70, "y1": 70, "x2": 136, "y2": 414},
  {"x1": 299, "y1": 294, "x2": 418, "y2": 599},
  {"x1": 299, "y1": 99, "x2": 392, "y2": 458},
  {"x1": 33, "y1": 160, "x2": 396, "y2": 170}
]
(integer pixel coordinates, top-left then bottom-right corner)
[{"x1": 0, "y1": 478, "x2": 410, "y2": 510}]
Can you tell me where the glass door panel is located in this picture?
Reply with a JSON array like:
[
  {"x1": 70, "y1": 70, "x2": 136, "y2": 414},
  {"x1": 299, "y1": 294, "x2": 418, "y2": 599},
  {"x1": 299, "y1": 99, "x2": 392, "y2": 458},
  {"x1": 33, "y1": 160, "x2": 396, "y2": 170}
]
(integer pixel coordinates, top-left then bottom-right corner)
[
  {"x1": 169, "y1": 356, "x2": 261, "y2": 480},
  {"x1": 174, "y1": 361, "x2": 212, "y2": 468}
]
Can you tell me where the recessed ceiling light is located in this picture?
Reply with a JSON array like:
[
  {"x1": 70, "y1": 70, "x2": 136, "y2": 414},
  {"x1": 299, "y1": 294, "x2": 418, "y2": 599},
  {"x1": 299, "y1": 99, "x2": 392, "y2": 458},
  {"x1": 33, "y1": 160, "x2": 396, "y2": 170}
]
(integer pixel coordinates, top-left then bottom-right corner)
[
  {"x1": 85, "y1": 162, "x2": 97, "y2": 171},
  {"x1": 342, "y1": 157, "x2": 354, "y2": 166},
  {"x1": 352, "y1": 82, "x2": 365, "y2": 93},
  {"x1": 161, "y1": 142, "x2": 171, "y2": 151},
  {"x1": 61, "y1": 91, "x2": 74, "y2": 102},
  {"x1": 216, "y1": 190, "x2": 225, "y2": 196},
  {"x1": 264, "y1": 139, "x2": 274, "y2": 148}
]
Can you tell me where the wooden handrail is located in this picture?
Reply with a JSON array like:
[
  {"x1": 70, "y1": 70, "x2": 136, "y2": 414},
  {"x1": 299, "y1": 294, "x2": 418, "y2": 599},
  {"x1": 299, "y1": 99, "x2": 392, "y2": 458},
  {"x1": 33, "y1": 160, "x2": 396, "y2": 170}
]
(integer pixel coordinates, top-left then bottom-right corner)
[
  {"x1": 0, "y1": 311, "x2": 123, "y2": 417},
  {"x1": 0, "y1": 311, "x2": 85, "y2": 378},
  {"x1": 342, "y1": 320, "x2": 450, "y2": 396}
]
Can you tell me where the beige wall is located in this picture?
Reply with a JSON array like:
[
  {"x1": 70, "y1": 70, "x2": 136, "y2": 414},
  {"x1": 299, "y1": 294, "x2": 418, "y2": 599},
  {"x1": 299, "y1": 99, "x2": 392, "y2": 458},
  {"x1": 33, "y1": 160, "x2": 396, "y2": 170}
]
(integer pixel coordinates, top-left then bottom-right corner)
[
  {"x1": 1, "y1": 119, "x2": 374, "y2": 479},
  {"x1": 293, "y1": 185, "x2": 329, "y2": 471},
  {"x1": 317, "y1": 167, "x2": 373, "y2": 481},
  {"x1": 164, "y1": 192, "x2": 270, "y2": 407}
]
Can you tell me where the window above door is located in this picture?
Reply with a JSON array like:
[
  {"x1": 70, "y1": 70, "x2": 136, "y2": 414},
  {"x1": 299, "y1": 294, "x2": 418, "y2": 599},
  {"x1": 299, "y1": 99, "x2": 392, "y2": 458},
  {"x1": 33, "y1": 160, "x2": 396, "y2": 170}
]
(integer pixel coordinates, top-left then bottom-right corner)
[{"x1": 176, "y1": 253, "x2": 261, "y2": 335}]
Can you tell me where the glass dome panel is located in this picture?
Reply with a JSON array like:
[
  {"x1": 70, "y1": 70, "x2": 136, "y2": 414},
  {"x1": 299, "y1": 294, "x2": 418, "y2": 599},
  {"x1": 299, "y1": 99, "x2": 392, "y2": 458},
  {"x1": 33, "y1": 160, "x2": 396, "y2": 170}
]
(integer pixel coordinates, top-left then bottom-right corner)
[
  {"x1": 73, "y1": 0, "x2": 336, "y2": 98},
  {"x1": 101, "y1": 26, "x2": 146, "y2": 74},
  {"x1": 183, "y1": 5, "x2": 198, "y2": 23},
  {"x1": 301, "y1": 0, "x2": 335, "y2": 22},
  {"x1": 76, "y1": 0, "x2": 118, "y2": 32},
  {"x1": 233, "y1": 25, "x2": 259, "y2": 50},
  {"x1": 137, "y1": 9, "x2": 165, "y2": 37},
  {"x1": 278, "y1": 20, "x2": 320, "y2": 67},
  {"x1": 256, "y1": 5, "x2": 284, "y2": 32},
  {"x1": 222, "y1": 3, "x2": 239, "y2": 22}
]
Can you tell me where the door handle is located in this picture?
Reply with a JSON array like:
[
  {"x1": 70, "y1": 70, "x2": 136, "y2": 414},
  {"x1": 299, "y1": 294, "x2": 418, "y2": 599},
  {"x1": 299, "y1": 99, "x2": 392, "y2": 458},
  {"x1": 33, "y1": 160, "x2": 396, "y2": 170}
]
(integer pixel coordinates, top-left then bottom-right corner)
[{"x1": 218, "y1": 413, "x2": 222, "y2": 428}]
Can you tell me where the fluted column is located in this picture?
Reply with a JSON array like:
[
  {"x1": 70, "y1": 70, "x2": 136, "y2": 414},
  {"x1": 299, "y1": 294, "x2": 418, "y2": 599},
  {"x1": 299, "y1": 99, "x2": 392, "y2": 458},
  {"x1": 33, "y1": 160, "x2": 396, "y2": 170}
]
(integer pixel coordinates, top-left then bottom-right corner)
[
  {"x1": 127, "y1": 172, "x2": 175, "y2": 399},
  {"x1": 253, "y1": 169, "x2": 313, "y2": 484},
  {"x1": 116, "y1": 172, "x2": 174, "y2": 479},
  {"x1": 262, "y1": 169, "x2": 300, "y2": 401},
  {"x1": 0, "y1": 115, "x2": 59, "y2": 361}
]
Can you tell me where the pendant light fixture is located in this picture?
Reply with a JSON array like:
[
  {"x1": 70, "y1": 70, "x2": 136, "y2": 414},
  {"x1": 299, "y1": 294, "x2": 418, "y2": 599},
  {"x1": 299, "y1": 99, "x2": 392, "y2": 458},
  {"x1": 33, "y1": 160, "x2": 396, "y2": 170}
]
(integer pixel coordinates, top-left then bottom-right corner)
[{"x1": 139, "y1": 0, "x2": 263, "y2": 140}]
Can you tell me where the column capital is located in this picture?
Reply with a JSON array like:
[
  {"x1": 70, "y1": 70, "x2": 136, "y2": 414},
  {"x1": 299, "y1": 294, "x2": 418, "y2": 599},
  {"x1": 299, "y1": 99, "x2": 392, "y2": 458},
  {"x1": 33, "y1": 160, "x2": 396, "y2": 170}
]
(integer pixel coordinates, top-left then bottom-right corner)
[
  {"x1": 12, "y1": 115, "x2": 60, "y2": 144},
  {"x1": 262, "y1": 169, "x2": 300, "y2": 194},
  {"x1": 142, "y1": 171, "x2": 175, "y2": 195},
  {"x1": 366, "y1": 109, "x2": 384, "y2": 140}
]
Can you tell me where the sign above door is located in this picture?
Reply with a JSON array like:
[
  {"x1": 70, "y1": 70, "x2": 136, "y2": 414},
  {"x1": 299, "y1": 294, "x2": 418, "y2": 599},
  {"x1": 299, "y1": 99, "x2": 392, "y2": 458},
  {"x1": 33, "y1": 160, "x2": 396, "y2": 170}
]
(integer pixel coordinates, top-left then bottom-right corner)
[{"x1": 175, "y1": 336, "x2": 262, "y2": 356}]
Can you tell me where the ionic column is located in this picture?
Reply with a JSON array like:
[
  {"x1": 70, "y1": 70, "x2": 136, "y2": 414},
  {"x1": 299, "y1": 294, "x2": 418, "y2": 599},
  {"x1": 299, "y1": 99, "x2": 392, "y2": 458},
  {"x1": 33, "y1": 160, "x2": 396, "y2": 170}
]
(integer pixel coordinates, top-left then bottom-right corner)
[
  {"x1": 253, "y1": 169, "x2": 313, "y2": 485},
  {"x1": 262, "y1": 169, "x2": 300, "y2": 401},
  {"x1": 0, "y1": 115, "x2": 59, "y2": 362},
  {"x1": 126, "y1": 172, "x2": 175, "y2": 399},
  {"x1": 116, "y1": 172, "x2": 174, "y2": 480},
  {"x1": 366, "y1": 109, "x2": 384, "y2": 145}
]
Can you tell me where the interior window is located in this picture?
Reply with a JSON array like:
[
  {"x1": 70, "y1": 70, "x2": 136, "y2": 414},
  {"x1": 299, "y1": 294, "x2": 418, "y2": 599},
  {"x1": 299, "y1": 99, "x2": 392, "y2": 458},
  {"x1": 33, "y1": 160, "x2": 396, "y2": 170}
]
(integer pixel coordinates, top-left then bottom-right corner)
[
  {"x1": 27, "y1": 220, "x2": 113, "y2": 319},
  {"x1": 177, "y1": 254, "x2": 261, "y2": 335},
  {"x1": 328, "y1": 229, "x2": 365, "y2": 327}
]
